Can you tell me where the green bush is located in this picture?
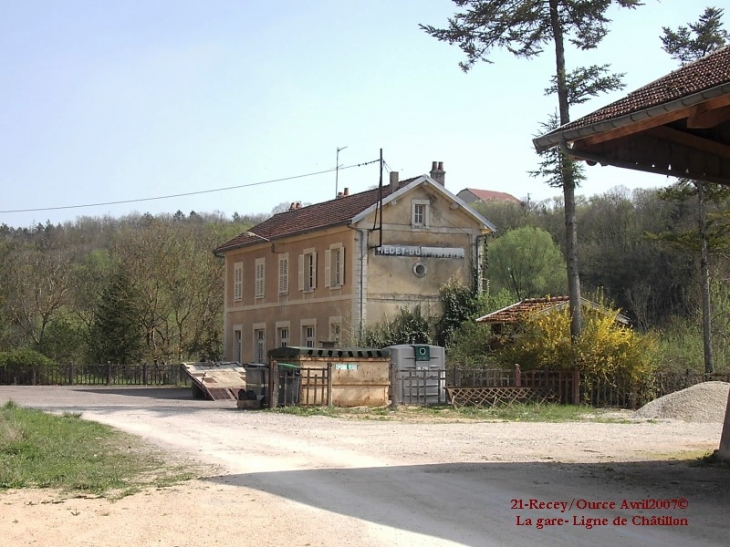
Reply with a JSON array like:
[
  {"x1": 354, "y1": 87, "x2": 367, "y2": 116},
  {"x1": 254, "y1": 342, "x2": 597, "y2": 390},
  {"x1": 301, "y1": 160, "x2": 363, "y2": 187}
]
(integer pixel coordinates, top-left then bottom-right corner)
[
  {"x1": 0, "y1": 349, "x2": 55, "y2": 385},
  {"x1": 0, "y1": 348, "x2": 54, "y2": 367},
  {"x1": 445, "y1": 322, "x2": 497, "y2": 368}
]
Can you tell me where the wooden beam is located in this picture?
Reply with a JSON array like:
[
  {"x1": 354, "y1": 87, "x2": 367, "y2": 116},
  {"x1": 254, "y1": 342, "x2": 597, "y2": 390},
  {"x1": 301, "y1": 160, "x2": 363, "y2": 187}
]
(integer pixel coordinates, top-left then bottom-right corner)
[
  {"x1": 576, "y1": 108, "x2": 692, "y2": 147},
  {"x1": 646, "y1": 126, "x2": 730, "y2": 160},
  {"x1": 687, "y1": 104, "x2": 730, "y2": 129},
  {"x1": 574, "y1": 92, "x2": 730, "y2": 148}
]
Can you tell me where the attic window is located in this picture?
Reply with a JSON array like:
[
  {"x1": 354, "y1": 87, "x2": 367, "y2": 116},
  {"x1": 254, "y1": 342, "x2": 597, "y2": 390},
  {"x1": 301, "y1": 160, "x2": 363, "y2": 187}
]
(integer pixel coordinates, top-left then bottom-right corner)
[{"x1": 412, "y1": 200, "x2": 430, "y2": 228}]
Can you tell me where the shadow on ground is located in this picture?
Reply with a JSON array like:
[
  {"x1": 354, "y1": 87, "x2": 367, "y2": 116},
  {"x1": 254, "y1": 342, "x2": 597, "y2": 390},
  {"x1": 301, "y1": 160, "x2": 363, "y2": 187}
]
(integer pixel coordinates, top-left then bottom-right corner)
[
  {"x1": 74, "y1": 387, "x2": 194, "y2": 400},
  {"x1": 206, "y1": 459, "x2": 730, "y2": 547}
]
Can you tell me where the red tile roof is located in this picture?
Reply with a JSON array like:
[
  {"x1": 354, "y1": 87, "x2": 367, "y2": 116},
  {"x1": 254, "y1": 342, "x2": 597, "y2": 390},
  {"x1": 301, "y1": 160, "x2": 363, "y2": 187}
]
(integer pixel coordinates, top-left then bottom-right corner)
[
  {"x1": 464, "y1": 188, "x2": 521, "y2": 204},
  {"x1": 535, "y1": 45, "x2": 730, "y2": 147},
  {"x1": 476, "y1": 296, "x2": 630, "y2": 325},
  {"x1": 215, "y1": 177, "x2": 419, "y2": 254},
  {"x1": 476, "y1": 296, "x2": 570, "y2": 324}
]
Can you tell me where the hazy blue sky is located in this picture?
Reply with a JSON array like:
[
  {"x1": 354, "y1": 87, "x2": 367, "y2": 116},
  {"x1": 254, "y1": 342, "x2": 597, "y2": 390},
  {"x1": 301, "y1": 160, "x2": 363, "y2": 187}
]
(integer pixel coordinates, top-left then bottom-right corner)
[{"x1": 0, "y1": 0, "x2": 723, "y2": 227}]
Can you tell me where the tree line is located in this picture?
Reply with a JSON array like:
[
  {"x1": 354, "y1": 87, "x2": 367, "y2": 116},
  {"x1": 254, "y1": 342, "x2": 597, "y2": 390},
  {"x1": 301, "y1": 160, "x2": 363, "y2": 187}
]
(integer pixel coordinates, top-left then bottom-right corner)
[
  {"x1": 1, "y1": 185, "x2": 728, "y2": 371},
  {"x1": 0, "y1": 211, "x2": 264, "y2": 365}
]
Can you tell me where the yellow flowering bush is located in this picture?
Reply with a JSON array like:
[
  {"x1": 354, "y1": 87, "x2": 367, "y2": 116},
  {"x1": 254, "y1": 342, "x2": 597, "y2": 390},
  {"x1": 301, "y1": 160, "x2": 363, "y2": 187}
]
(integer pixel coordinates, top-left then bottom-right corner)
[{"x1": 501, "y1": 303, "x2": 658, "y2": 399}]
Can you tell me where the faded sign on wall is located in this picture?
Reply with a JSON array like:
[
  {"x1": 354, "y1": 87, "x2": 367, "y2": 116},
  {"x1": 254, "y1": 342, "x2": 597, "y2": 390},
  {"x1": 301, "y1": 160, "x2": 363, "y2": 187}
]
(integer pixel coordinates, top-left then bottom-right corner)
[{"x1": 375, "y1": 245, "x2": 465, "y2": 259}]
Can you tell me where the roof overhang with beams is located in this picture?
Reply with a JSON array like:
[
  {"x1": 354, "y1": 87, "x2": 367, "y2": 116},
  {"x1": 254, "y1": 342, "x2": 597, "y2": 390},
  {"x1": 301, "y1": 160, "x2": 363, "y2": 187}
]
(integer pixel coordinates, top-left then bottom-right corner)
[
  {"x1": 533, "y1": 45, "x2": 730, "y2": 460},
  {"x1": 533, "y1": 46, "x2": 730, "y2": 186}
]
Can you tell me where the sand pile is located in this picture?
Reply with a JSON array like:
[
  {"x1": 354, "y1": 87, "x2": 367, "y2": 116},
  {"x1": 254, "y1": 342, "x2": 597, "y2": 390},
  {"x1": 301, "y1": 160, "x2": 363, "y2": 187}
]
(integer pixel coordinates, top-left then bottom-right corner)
[{"x1": 634, "y1": 381, "x2": 730, "y2": 422}]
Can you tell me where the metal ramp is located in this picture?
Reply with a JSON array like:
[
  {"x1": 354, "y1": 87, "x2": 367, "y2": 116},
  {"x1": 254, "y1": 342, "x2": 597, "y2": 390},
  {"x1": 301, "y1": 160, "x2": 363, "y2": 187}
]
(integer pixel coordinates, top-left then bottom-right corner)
[{"x1": 181, "y1": 362, "x2": 247, "y2": 401}]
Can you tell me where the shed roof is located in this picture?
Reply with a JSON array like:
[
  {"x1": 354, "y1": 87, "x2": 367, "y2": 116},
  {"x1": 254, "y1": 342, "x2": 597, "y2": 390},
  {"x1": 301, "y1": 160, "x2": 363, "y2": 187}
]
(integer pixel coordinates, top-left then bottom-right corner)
[
  {"x1": 269, "y1": 346, "x2": 390, "y2": 359},
  {"x1": 476, "y1": 296, "x2": 629, "y2": 325}
]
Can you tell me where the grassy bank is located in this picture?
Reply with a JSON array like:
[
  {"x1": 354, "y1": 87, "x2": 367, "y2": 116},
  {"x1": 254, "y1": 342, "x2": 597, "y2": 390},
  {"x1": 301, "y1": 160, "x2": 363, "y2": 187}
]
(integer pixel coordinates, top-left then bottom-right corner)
[{"x1": 0, "y1": 401, "x2": 196, "y2": 497}]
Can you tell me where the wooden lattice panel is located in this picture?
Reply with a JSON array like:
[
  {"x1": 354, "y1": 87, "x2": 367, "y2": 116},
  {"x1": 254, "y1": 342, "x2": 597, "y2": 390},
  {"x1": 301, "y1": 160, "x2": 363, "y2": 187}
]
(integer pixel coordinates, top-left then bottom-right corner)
[{"x1": 446, "y1": 387, "x2": 555, "y2": 409}]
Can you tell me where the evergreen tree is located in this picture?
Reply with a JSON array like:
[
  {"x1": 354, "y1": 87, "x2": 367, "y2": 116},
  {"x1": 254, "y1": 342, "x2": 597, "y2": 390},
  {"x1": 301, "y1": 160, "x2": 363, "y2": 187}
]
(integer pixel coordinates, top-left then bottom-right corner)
[
  {"x1": 421, "y1": 0, "x2": 641, "y2": 338},
  {"x1": 90, "y1": 268, "x2": 143, "y2": 365}
]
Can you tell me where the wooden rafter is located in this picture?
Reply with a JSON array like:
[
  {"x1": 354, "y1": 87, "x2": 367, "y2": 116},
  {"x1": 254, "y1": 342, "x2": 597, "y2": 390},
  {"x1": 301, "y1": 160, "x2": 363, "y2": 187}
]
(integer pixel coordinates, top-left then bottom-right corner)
[
  {"x1": 645, "y1": 126, "x2": 730, "y2": 160},
  {"x1": 687, "y1": 104, "x2": 730, "y2": 129},
  {"x1": 574, "y1": 94, "x2": 730, "y2": 149}
]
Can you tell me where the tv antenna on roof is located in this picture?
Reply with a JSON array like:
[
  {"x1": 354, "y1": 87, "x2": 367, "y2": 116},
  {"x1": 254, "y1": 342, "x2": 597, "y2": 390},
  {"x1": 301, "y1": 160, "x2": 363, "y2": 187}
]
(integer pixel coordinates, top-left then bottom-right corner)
[{"x1": 335, "y1": 146, "x2": 347, "y2": 197}]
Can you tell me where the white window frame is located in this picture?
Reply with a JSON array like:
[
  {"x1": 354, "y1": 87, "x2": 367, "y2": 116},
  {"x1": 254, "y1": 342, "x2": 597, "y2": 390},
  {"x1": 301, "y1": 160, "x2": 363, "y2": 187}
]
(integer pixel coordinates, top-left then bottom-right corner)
[
  {"x1": 278, "y1": 253, "x2": 289, "y2": 295},
  {"x1": 298, "y1": 248, "x2": 317, "y2": 292},
  {"x1": 277, "y1": 325, "x2": 290, "y2": 347},
  {"x1": 301, "y1": 319, "x2": 317, "y2": 348},
  {"x1": 255, "y1": 258, "x2": 265, "y2": 299},
  {"x1": 412, "y1": 199, "x2": 430, "y2": 228},
  {"x1": 253, "y1": 323, "x2": 266, "y2": 363},
  {"x1": 325, "y1": 244, "x2": 345, "y2": 288},
  {"x1": 233, "y1": 262, "x2": 243, "y2": 302}
]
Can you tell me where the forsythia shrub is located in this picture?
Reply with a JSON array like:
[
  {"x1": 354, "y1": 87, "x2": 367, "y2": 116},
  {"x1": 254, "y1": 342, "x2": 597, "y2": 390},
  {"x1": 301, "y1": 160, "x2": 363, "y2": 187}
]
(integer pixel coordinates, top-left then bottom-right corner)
[{"x1": 501, "y1": 304, "x2": 658, "y2": 397}]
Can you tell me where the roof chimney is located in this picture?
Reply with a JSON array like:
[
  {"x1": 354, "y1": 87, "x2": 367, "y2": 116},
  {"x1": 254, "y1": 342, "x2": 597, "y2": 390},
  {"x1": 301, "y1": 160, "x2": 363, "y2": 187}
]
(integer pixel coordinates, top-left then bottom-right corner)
[
  {"x1": 343, "y1": 187, "x2": 349, "y2": 196},
  {"x1": 389, "y1": 171, "x2": 399, "y2": 193},
  {"x1": 430, "y1": 161, "x2": 445, "y2": 186}
]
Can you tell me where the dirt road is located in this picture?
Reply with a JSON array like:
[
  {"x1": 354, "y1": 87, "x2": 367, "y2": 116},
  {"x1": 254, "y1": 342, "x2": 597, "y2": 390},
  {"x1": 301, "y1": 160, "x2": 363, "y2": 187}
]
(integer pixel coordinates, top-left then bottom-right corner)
[{"x1": 1, "y1": 386, "x2": 729, "y2": 547}]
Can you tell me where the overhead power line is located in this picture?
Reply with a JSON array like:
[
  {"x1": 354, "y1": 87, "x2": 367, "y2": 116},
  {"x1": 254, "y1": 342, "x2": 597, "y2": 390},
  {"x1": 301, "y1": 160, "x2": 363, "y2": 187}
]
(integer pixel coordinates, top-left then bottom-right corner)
[{"x1": 1, "y1": 159, "x2": 380, "y2": 214}]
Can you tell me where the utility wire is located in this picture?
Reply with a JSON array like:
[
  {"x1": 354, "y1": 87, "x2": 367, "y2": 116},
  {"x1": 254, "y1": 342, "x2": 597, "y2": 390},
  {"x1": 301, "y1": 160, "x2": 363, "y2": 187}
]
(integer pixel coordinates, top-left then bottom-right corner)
[{"x1": 1, "y1": 159, "x2": 380, "y2": 214}]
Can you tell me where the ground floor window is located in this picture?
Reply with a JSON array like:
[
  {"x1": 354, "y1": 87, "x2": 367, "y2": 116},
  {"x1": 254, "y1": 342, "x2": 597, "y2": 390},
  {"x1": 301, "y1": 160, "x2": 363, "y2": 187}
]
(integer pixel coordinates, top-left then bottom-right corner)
[
  {"x1": 253, "y1": 328, "x2": 265, "y2": 363},
  {"x1": 303, "y1": 325, "x2": 315, "y2": 348}
]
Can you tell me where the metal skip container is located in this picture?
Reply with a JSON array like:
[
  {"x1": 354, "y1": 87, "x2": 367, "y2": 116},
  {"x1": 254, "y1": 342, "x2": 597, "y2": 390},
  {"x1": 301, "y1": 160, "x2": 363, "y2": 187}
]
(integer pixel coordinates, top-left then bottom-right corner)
[{"x1": 387, "y1": 344, "x2": 447, "y2": 405}]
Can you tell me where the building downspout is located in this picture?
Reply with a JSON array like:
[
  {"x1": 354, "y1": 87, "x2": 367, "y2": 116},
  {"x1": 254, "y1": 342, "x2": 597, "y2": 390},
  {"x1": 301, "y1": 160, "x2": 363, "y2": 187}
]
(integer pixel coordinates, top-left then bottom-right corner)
[
  {"x1": 347, "y1": 223, "x2": 368, "y2": 342},
  {"x1": 475, "y1": 234, "x2": 485, "y2": 294}
]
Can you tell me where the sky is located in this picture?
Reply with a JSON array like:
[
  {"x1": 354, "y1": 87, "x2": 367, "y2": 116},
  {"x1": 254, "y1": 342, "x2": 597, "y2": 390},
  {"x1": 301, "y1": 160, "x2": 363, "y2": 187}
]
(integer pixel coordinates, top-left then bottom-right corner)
[{"x1": 0, "y1": 0, "x2": 724, "y2": 228}]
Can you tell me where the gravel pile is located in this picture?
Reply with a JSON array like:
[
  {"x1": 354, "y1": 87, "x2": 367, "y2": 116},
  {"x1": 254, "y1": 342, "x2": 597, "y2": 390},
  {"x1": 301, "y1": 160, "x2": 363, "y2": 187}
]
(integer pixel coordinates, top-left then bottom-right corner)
[{"x1": 635, "y1": 381, "x2": 730, "y2": 422}]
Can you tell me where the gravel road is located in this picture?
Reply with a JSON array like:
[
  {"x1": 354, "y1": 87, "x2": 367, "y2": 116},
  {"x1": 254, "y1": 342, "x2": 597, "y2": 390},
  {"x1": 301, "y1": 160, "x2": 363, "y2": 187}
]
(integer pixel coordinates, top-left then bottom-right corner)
[{"x1": 1, "y1": 385, "x2": 729, "y2": 547}]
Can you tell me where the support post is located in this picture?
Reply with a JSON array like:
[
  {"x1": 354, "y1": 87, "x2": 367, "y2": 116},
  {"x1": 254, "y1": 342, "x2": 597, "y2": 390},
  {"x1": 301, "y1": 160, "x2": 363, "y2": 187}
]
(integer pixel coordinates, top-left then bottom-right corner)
[
  {"x1": 718, "y1": 391, "x2": 730, "y2": 460},
  {"x1": 268, "y1": 360, "x2": 278, "y2": 409},
  {"x1": 389, "y1": 362, "x2": 399, "y2": 409},
  {"x1": 572, "y1": 370, "x2": 580, "y2": 405},
  {"x1": 327, "y1": 363, "x2": 333, "y2": 407}
]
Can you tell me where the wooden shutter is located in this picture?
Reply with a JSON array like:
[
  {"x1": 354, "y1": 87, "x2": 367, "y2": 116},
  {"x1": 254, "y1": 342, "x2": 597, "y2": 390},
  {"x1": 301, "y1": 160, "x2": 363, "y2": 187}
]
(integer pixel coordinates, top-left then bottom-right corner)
[{"x1": 324, "y1": 249, "x2": 331, "y2": 288}]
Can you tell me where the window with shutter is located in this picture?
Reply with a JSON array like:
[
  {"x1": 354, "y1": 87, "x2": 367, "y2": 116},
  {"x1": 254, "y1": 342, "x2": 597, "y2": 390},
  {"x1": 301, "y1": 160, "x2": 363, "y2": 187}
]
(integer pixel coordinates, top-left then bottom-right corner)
[
  {"x1": 300, "y1": 249, "x2": 317, "y2": 291},
  {"x1": 233, "y1": 262, "x2": 243, "y2": 302},
  {"x1": 278, "y1": 254, "x2": 289, "y2": 295},
  {"x1": 326, "y1": 244, "x2": 345, "y2": 288},
  {"x1": 255, "y1": 258, "x2": 265, "y2": 299}
]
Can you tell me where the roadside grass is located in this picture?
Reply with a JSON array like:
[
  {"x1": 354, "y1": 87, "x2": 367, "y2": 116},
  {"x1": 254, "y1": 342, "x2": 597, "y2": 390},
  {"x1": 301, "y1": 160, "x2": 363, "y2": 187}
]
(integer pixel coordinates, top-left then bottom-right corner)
[
  {"x1": 270, "y1": 403, "x2": 633, "y2": 423},
  {"x1": 0, "y1": 400, "x2": 199, "y2": 498}
]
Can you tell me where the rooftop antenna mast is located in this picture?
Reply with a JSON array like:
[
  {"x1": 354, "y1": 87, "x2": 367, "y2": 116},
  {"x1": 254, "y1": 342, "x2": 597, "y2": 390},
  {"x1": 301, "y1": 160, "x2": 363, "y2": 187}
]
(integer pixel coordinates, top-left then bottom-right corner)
[{"x1": 335, "y1": 146, "x2": 347, "y2": 198}]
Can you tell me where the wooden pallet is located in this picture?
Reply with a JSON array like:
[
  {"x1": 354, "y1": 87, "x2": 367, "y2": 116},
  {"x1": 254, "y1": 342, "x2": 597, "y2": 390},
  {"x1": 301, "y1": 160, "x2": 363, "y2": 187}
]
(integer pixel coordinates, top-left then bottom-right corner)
[{"x1": 446, "y1": 386, "x2": 555, "y2": 409}]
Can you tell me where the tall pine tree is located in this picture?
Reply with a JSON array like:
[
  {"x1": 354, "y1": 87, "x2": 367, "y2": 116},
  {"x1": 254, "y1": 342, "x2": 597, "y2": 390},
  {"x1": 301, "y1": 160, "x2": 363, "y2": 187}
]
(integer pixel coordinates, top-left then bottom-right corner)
[{"x1": 421, "y1": 0, "x2": 641, "y2": 338}]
